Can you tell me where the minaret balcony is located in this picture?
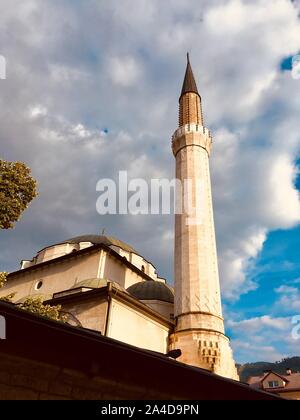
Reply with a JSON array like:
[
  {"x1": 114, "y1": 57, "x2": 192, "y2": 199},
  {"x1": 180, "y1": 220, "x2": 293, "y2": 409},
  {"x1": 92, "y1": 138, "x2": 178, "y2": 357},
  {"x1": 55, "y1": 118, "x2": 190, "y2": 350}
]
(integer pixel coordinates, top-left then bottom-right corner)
[
  {"x1": 172, "y1": 123, "x2": 211, "y2": 141},
  {"x1": 172, "y1": 123, "x2": 212, "y2": 156}
]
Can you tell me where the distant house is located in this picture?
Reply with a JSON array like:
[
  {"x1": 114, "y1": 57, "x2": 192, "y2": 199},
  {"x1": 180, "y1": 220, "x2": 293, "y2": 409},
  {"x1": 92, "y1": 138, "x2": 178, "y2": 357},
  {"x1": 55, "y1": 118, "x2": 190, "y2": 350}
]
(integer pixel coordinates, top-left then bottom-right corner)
[{"x1": 247, "y1": 369, "x2": 300, "y2": 399}]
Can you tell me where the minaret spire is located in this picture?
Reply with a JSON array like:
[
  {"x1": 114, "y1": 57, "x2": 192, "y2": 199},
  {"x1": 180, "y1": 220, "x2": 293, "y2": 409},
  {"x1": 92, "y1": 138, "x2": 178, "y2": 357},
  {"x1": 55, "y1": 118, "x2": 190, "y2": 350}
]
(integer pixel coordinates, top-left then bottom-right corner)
[
  {"x1": 179, "y1": 53, "x2": 203, "y2": 127},
  {"x1": 169, "y1": 54, "x2": 239, "y2": 381},
  {"x1": 180, "y1": 53, "x2": 199, "y2": 98}
]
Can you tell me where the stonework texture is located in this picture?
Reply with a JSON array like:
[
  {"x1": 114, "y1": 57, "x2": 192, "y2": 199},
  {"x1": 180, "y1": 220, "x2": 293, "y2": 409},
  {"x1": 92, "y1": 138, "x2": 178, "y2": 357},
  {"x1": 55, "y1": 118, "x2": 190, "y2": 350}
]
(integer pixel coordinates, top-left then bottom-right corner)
[
  {"x1": 0, "y1": 353, "x2": 177, "y2": 400},
  {"x1": 171, "y1": 91, "x2": 238, "y2": 380}
]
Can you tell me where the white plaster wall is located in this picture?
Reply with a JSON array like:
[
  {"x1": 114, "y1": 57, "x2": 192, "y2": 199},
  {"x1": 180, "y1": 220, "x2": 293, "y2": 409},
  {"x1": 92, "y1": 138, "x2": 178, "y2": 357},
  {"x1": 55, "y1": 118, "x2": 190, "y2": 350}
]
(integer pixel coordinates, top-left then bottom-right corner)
[
  {"x1": 141, "y1": 300, "x2": 174, "y2": 321},
  {"x1": 107, "y1": 299, "x2": 170, "y2": 353},
  {"x1": 174, "y1": 132, "x2": 223, "y2": 322},
  {"x1": 2, "y1": 249, "x2": 148, "y2": 303},
  {"x1": 1, "y1": 251, "x2": 102, "y2": 302}
]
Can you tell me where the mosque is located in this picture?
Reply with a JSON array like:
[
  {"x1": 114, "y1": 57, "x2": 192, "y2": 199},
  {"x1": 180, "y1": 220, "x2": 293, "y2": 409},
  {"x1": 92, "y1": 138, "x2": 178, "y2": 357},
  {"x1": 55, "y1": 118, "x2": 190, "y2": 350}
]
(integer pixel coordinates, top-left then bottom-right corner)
[{"x1": 1, "y1": 55, "x2": 238, "y2": 381}]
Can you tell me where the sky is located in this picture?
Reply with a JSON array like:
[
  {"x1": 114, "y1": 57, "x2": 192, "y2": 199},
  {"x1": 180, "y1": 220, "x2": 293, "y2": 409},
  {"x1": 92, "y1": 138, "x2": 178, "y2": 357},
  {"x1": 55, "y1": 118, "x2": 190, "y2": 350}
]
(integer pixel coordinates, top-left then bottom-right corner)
[{"x1": 0, "y1": 0, "x2": 300, "y2": 364}]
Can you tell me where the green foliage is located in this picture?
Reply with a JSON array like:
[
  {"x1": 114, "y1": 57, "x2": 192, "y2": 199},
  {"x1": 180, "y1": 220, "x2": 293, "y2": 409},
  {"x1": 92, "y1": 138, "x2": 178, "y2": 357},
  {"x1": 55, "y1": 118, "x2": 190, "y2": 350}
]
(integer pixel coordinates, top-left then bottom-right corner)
[
  {"x1": 0, "y1": 293, "x2": 15, "y2": 303},
  {"x1": 0, "y1": 272, "x2": 7, "y2": 288},
  {"x1": 17, "y1": 297, "x2": 68, "y2": 323},
  {"x1": 0, "y1": 159, "x2": 37, "y2": 229},
  {"x1": 0, "y1": 272, "x2": 13, "y2": 301}
]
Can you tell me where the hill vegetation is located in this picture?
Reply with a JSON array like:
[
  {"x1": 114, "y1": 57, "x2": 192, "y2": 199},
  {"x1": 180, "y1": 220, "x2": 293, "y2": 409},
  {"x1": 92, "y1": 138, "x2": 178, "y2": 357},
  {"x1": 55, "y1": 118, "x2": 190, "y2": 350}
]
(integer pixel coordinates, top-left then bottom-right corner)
[{"x1": 238, "y1": 357, "x2": 300, "y2": 382}]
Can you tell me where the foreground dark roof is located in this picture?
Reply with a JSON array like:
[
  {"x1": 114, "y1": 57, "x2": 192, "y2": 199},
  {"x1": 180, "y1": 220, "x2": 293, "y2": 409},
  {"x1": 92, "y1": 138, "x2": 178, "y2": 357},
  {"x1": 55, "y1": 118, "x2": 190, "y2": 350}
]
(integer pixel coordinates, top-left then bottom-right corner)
[{"x1": 0, "y1": 301, "x2": 282, "y2": 400}]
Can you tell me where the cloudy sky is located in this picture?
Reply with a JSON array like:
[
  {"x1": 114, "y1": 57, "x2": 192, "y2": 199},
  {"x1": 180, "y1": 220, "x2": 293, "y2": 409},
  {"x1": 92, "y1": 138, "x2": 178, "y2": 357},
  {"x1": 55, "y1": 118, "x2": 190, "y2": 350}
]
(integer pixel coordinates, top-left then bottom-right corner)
[{"x1": 0, "y1": 0, "x2": 300, "y2": 364}]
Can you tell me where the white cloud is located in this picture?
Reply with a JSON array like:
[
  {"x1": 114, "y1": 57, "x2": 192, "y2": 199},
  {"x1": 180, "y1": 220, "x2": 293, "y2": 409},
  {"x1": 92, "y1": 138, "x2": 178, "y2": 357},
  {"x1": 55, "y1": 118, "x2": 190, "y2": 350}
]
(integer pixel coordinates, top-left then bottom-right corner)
[
  {"x1": 228, "y1": 315, "x2": 290, "y2": 333},
  {"x1": 275, "y1": 285, "x2": 298, "y2": 294},
  {"x1": 72, "y1": 124, "x2": 91, "y2": 139},
  {"x1": 274, "y1": 284, "x2": 300, "y2": 312},
  {"x1": 0, "y1": 0, "x2": 300, "y2": 313},
  {"x1": 50, "y1": 65, "x2": 90, "y2": 83},
  {"x1": 231, "y1": 339, "x2": 286, "y2": 363},
  {"x1": 228, "y1": 315, "x2": 294, "y2": 363},
  {"x1": 29, "y1": 105, "x2": 48, "y2": 119},
  {"x1": 108, "y1": 56, "x2": 141, "y2": 87}
]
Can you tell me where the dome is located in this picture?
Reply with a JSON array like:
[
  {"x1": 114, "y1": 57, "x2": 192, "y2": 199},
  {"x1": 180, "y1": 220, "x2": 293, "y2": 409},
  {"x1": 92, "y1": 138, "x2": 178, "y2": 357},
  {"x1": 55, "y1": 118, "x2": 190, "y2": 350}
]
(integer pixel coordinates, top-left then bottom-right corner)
[
  {"x1": 72, "y1": 278, "x2": 108, "y2": 289},
  {"x1": 58, "y1": 235, "x2": 137, "y2": 254},
  {"x1": 127, "y1": 281, "x2": 174, "y2": 303},
  {"x1": 70, "y1": 278, "x2": 128, "y2": 294}
]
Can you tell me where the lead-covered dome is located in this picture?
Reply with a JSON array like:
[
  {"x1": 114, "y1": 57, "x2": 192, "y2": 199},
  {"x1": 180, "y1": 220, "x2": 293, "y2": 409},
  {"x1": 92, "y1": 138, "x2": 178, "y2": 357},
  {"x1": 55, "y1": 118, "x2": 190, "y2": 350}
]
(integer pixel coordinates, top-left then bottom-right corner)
[
  {"x1": 59, "y1": 235, "x2": 137, "y2": 254},
  {"x1": 127, "y1": 281, "x2": 174, "y2": 303}
]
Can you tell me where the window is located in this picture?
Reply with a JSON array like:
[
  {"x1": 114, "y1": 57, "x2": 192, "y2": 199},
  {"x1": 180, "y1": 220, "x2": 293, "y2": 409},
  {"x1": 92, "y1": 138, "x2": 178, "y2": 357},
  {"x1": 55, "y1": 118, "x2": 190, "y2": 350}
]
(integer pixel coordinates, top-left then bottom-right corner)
[
  {"x1": 141, "y1": 265, "x2": 145, "y2": 273},
  {"x1": 35, "y1": 280, "x2": 43, "y2": 290},
  {"x1": 268, "y1": 381, "x2": 279, "y2": 388}
]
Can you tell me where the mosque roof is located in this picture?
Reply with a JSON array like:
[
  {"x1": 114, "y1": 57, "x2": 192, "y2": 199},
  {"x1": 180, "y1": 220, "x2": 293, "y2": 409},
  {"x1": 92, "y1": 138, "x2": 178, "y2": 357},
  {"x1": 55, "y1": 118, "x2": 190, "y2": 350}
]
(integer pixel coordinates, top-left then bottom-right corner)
[{"x1": 59, "y1": 234, "x2": 137, "y2": 254}]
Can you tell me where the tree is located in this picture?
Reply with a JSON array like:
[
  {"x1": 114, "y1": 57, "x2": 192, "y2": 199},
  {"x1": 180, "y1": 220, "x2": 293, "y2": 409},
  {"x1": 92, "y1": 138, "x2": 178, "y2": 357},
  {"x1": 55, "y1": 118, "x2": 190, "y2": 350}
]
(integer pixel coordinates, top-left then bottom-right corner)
[
  {"x1": 0, "y1": 159, "x2": 37, "y2": 229},
  {"x1": 17, "y1": 297, "x2": 67, "y2": 322},
  {"x1": 0, "y1": 272, "x2": 7, "y2": 288}
]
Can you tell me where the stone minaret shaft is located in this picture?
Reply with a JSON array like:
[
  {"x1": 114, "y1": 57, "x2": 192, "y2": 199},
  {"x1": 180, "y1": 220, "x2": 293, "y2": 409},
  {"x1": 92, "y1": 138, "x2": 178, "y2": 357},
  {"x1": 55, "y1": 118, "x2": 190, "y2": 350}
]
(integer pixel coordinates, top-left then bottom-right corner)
[{"x1": 169, "y1": 54, "x2": 238, "y2": 381}]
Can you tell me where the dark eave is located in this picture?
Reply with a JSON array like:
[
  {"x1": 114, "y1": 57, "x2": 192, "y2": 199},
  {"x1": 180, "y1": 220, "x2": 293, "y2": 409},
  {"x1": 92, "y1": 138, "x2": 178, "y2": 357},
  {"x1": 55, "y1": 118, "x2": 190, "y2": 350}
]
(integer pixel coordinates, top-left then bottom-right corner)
[{"x1": 0, "y1": 301, "x2": 283, "y2": 400}]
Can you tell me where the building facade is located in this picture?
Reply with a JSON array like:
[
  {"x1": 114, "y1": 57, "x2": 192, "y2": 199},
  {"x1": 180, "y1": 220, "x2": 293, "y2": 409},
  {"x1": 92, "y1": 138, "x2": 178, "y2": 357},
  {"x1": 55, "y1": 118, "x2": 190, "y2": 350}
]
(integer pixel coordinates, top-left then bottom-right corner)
[{"x1": 1, "y1": 235, "x2": 174, "y2": 355}]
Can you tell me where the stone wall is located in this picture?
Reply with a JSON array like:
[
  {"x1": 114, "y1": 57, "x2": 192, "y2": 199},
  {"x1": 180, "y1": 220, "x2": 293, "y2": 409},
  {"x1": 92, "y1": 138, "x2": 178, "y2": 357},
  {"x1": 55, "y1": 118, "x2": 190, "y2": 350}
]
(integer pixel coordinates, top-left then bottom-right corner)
[{"x1": 0, "y1": 353, "x2": 173, "y2": 400}]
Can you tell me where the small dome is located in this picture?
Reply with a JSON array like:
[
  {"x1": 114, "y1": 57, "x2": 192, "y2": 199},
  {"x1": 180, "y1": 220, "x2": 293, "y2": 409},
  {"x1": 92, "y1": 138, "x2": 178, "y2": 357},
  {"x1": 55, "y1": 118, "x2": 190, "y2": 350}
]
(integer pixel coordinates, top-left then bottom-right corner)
[
  {"x1": 70, "y1": 278, "x2": 128, "y2": 294},
  {"x1": 72, "y1": 278, "x2": 108, "y2": 289},
  {"x1": 127, "y1": 281, "x2": 174, "y2": 303}
]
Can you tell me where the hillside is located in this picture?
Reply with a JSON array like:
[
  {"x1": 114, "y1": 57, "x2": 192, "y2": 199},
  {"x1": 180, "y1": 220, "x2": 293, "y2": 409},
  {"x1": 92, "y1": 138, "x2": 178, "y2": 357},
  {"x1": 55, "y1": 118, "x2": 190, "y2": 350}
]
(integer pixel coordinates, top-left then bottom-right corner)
[{"x1": 238, "y1": 357, "x2": 300, "y2": 383}]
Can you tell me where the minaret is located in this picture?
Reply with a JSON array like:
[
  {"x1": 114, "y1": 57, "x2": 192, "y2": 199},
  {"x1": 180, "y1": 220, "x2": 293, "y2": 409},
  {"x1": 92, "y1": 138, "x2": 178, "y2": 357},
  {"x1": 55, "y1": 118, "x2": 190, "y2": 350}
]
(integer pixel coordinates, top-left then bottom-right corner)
[{"x1": 169, "y1": 54, "x2": 238, "y2": 381}]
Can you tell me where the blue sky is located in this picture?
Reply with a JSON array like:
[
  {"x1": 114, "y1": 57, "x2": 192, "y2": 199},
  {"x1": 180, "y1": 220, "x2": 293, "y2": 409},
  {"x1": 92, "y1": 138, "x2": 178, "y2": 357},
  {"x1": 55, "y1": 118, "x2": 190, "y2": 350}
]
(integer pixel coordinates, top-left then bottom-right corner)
[{"x1": 0, "y1": 0, "x2": 300, "y2": 364}]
